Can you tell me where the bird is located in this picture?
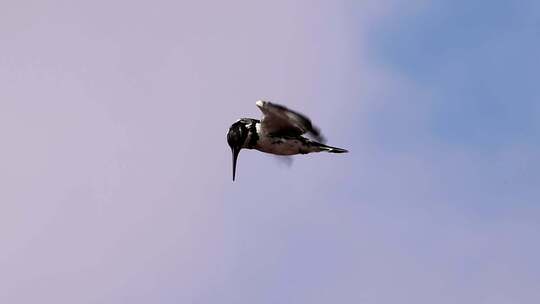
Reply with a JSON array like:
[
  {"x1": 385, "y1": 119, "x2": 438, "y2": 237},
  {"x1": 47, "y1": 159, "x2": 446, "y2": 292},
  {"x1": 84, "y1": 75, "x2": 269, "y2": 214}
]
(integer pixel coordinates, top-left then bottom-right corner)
[{"x1": 227, "y1": 100, "x2": 348, "y2": 181}]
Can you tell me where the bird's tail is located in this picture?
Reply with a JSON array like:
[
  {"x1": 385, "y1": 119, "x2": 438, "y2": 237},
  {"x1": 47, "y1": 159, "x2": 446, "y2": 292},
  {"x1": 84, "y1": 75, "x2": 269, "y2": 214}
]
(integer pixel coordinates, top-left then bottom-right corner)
[{"x1": 313, "y1": 142, "x2": 348, "y2": 153}]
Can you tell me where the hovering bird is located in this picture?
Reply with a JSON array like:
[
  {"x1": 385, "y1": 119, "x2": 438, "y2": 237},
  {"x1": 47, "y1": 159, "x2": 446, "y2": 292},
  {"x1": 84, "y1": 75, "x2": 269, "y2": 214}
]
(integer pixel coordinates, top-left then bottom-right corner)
[{"x1": 227, "y1": 100, "x2": 348, "y2": 181}]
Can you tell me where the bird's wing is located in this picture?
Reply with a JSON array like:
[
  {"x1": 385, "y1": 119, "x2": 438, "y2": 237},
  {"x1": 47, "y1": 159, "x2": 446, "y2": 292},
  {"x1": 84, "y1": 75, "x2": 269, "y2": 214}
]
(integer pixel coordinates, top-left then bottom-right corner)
[{"x1": 256, "y1": 100, "x2": 325, "y2": 142}]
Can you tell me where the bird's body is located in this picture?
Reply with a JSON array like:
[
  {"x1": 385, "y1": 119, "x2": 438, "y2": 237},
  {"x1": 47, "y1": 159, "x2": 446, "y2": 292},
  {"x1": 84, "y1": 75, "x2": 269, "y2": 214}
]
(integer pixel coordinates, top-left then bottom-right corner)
[
  {"x1": 227, "y1": 101, "x2": 348, "y2": 180},
  {"x1": 232, "y1": 118, "x2": 346, "y2": 156}
]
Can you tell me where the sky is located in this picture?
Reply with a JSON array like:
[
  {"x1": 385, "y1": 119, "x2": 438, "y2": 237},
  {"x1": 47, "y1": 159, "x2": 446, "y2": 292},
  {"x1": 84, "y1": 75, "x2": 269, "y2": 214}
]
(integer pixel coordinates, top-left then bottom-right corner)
[{"x1": 1, "y1": 0, "x2": 539, "y2": 303}]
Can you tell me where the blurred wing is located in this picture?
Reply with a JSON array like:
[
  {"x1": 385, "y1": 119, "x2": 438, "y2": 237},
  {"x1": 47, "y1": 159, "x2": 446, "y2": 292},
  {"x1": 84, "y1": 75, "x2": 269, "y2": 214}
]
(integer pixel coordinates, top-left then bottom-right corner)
[
  {"x1": 256, "y1": 100, "x2": 325, "y2": 142},
  {"x1": 273, "y1": 155, "x2": 294, "y2": 167}
]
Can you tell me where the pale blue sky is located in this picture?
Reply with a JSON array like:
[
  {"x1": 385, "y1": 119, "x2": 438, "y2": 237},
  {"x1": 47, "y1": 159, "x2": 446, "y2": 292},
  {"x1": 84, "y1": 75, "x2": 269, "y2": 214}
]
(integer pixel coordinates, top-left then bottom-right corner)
[
  {"x1": 371, "y1": 0, "x2": 540, "y2": 149},
  {"x1": 1, "y1": 1, "x2": 538, "y2": 303}
]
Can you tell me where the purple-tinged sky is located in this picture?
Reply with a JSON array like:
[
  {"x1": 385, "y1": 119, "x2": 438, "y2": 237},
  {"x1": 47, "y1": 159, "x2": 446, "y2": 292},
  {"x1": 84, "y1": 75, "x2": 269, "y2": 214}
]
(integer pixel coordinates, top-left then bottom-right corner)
[{"x1": 1, "y1": 1, "x2": 539, "y2": 303}]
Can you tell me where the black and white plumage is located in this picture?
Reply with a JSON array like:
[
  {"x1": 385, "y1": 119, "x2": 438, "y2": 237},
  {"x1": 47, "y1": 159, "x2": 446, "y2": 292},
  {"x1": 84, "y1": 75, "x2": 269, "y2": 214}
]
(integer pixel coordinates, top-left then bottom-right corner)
[{"x1": 227, "y1": 100, "x2": 348, "y2": 181}]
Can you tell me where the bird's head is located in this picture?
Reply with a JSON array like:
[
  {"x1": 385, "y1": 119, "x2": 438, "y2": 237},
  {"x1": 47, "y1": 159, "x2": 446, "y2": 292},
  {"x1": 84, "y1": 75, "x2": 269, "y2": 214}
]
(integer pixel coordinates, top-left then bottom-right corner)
[{"x1": 227, "y1": 120, "x2": 249, "y2": 181}]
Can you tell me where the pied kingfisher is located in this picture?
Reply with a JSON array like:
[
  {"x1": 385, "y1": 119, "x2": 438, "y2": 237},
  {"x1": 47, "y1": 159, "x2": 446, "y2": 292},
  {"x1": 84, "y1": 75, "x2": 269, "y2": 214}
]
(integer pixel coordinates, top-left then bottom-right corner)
[{"x1": 226, "y1": 100, "x2": 348, "y2": 181}]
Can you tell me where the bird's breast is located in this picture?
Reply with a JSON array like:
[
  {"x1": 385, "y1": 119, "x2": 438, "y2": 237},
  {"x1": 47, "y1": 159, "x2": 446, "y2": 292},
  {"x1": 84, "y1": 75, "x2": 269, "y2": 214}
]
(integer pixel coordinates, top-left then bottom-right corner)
[{"x1": 255, "y1": 135, "x2": 308, "y2": 155}]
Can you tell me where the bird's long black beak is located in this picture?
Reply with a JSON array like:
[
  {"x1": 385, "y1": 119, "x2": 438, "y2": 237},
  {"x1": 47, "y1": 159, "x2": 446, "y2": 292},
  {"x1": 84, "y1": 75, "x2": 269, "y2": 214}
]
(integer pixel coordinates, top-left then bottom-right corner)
[{"x1": 231, "y1": 147, "x2": 240, "y2": 181}]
